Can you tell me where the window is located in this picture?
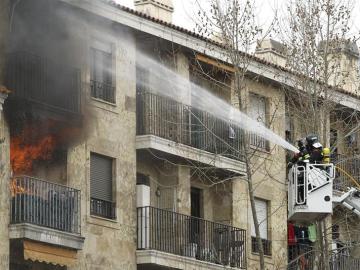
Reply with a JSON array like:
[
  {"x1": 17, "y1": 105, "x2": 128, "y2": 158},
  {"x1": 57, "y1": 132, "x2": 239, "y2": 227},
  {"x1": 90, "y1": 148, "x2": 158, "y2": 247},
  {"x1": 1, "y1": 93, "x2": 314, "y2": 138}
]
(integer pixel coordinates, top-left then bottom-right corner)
[
  {"x1": 90, "y1": 41, "x2": 115, "y2": 103},
  {"x1": 251, "y1": 198, "x2": 271, "y2": 256},
  {"x1": 90, "y1": 153, "x2": 116, "y2": 219},
  {"x1": 249, "y1": 93, "x2": 268, "y2": 149}
]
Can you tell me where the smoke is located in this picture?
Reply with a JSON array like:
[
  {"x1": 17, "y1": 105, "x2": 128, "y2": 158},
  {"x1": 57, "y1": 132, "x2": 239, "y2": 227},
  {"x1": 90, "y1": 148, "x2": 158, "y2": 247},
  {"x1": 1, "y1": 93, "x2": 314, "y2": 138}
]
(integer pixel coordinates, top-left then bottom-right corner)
[
  {"x1": 136, "y1": 51, "x2": 299, "y2": 153},
  {"x1": 5, "y1": 0, "x2": 298, "y2": 166}
]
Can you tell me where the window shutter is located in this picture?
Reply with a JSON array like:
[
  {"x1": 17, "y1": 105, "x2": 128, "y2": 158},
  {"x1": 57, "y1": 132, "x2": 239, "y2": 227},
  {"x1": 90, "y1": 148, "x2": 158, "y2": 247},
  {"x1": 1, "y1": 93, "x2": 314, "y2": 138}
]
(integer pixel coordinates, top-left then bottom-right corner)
[
  {"x1": 90, "y1": 153, "x2": 113, "y2": 202},
  {"x1": 251, "y1": 199, "x2": 268, "y2": 239}
]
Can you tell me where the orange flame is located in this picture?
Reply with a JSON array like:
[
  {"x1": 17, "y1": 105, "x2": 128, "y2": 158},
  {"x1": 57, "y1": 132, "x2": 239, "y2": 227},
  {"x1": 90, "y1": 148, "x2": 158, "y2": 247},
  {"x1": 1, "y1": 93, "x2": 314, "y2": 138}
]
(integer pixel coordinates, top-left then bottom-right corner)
[
  {"x1": 10, "y1": 135, "x2": 56, "y2": 174},
  {"x1": 10, "y1": 119, "x2": 81, "y2": 175},
  {"x1": 10, "y1": 178, "x2": 30, "y2": 197}
]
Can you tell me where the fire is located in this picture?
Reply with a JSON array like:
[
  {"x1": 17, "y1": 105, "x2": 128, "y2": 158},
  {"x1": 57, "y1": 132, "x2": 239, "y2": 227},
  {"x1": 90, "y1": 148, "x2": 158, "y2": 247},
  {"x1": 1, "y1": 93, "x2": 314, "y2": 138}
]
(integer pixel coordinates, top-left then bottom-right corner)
[
  {"x1": 10, "y1": 135, "x2": 56, "y2": 174},
  {"x1": 10, "y1": 119, "x2": 81, "y2": 174},
  {"x1": 10, "y1": 178, "x2": 29, "y2": 197}
]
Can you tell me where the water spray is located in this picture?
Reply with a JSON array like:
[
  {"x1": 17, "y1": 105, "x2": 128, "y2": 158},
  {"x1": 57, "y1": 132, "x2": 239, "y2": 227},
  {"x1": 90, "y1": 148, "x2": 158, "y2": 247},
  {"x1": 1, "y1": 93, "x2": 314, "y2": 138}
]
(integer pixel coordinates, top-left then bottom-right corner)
[{"x1": 136, "y1": 52, "x2": 299, "y2": 153}]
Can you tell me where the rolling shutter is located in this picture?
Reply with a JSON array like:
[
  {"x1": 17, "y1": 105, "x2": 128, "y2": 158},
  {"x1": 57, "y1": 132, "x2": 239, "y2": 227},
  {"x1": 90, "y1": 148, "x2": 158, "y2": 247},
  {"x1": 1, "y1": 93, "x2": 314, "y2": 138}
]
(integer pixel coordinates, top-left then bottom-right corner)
[
  {"x1": 251, "y1": 198, "x2": 268, "y2": 239},
  {"x1": 90, "y1": 153, "x2": 113, "y2": 202}
]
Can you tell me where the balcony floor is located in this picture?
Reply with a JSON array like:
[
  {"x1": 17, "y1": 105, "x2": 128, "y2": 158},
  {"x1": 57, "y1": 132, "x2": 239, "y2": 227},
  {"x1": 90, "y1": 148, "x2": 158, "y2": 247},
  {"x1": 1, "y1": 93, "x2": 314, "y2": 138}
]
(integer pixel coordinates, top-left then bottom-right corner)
[
  {"x1": 9, "y1": 223, "x2": 84, "y2": 250},
  {"x1": 137, "y1": 250, "x2": 245, "y2": 270},
  {"x1": 136, "y1": 135, "x2": 246, "y2": 175}
]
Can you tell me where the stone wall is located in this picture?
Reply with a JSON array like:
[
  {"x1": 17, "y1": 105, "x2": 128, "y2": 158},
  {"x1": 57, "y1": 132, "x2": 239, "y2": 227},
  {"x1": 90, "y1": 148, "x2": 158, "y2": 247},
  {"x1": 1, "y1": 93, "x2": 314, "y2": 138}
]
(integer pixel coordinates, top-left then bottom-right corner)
[
  {"x1": 0, "y1": 1, "x2": 10, "y2": 268},
  {"x1": 61, "y1": 10, "x2": 137, "y2": 270},
  {"x1": 232, "y1": 79, "x2": 288, "y2": 269}
]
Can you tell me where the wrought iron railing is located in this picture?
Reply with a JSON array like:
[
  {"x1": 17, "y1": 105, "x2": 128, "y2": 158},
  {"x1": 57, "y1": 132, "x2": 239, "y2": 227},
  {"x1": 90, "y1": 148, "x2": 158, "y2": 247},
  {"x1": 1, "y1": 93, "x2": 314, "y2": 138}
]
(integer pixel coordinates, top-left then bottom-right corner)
[
  {"x1": 287, "y1": 243, "x2": 315, "y2": 270},
  {"x1": 90, "y1": 80, "x2": 115, "y2": 103},
  {"x1": 137, "y1": 91, "x2": 245, "y2": 160},
  {"x1": 287, "y1": 248, "x2": 360, "y2": 270},
  {"x1": 5, "y1": 51, "x2": 81, "y2": 114},
  {"x1": 10, "y1": 176, "x2": 81, "y2": 234},
  {"x1": 137, "y1": 206, "x2": 247, "y2": 269},
  {"x1": 333, "y1": 154, "x2": 360, "y2": 191},
  {"x1": 90, "y1": 198, "x2": 116, "y2": 220},
  {"x1": 329, "y1": 253, "x2": 360, "y2": 270},
  {"x1": 251, "y1": 236, "x2": 272, "y2": 256}
]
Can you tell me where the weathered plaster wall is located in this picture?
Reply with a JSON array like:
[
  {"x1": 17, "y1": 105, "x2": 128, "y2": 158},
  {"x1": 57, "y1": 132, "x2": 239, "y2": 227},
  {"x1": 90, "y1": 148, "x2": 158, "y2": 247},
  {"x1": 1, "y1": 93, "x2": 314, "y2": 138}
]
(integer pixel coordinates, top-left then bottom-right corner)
[
  {"x1": 0, "y1": 111, "x2": 10, "y2": 269},
  {"x1": 65, "y1": 15, "x2": 137, "y2": 270},
  {"x1": 231, "y1": 79, "x2": 288, "y2": 270},
  {"x1": 0, "y1": 1, "x2": 10, "y2": 268}
]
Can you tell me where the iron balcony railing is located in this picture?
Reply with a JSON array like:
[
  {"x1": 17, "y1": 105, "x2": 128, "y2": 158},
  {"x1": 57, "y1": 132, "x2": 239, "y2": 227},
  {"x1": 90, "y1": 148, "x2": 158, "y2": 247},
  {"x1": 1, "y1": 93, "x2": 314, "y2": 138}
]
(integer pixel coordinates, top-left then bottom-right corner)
[
  {"x1": 137, "y1": 91, "x2": 248, "y2": 161},
  {"x1": 90, "y1": 197, "x2": 116, "y2": 220},
  {"x1": 251, "y1": 236, "x2": 272, "y2": 256},
  {"x1": 90, "y1": 80, "x2": 115, "y2": 104},
  {"x1": 329, "y1": 253, "x2": 360, "y2": 270},
  {"x1": 288, "y1": 248, "x2": 360, "y2": 270},
  {"x1": 333, "y1": 154, "x2": 360, "y2": 191},
  {"x1": 137, "y1": 206, "x2": 247, "y2": 269},
  {"x1": 5, "y1": 51, "x2": 81, "y2": 114},
  {"x1": 10, "y1": 176, "x2": 81, "y2": 234}
]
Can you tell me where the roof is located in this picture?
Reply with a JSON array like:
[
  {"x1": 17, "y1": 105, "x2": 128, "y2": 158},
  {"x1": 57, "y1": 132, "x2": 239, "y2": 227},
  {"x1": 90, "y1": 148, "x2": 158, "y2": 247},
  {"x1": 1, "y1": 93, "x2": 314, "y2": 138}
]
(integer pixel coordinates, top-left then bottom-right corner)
[
  {"x1": 103, "y1": 1, "x2": 291, "y2": 70},
  {"x1": 102, "y1": 0, "x2": 360, "y2": 100}
]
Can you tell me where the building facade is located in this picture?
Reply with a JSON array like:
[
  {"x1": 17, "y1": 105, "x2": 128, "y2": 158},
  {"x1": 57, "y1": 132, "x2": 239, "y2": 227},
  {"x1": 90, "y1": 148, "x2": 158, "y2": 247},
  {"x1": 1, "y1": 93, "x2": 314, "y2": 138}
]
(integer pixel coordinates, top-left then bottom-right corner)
[{"x1": 0, "y1": 0, "x2": 359, "y2": 270}]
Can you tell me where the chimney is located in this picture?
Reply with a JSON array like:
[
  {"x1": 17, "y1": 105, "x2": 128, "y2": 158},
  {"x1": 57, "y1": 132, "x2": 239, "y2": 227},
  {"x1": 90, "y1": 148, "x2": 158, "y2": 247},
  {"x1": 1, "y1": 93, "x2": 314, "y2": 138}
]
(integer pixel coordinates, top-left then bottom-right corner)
[
  {"x1": 319, "y1": 40, "x2": 360, "y2": 94},
  {"x1": 255, "y1": 39, "x2": 287, "y2": 67},
  {"x1": 134, "y1": 0, "x2": 174, "y2": 23}
]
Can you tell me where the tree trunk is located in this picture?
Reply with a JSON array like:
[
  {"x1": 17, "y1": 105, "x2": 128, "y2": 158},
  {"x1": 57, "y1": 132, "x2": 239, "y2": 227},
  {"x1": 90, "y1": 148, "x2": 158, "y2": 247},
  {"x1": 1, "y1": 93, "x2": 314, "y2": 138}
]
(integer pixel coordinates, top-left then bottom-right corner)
[{"x1": 236, "y1": 73, "x2": 265, "y2": 270}]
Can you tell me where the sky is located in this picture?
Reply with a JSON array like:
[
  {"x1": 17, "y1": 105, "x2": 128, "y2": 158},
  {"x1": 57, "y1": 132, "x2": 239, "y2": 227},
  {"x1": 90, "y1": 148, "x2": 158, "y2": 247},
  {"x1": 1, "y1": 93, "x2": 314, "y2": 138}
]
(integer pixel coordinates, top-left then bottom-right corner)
[
  {"x1": 114, "y1": 0, "x2": 279, "y2": 32},
  {"x1": 114, "y1": 0, "x2": 360, "y2": 41}
]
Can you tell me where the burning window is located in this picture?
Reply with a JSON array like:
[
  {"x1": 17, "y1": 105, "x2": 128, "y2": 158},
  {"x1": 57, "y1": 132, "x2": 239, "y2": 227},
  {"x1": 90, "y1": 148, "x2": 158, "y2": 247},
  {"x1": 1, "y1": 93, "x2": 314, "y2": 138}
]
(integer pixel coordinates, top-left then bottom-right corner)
[
  {"x1": 90, "y1": 152, "x2": 116, "y2": 219},
  {"x1": 90, "y1": 40, "x2": 115, "y2": 103}
]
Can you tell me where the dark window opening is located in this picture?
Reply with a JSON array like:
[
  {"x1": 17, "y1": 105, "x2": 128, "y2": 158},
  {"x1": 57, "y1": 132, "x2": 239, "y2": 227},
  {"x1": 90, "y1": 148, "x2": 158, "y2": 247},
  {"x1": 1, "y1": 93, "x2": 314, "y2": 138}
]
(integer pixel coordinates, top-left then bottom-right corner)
[{"x1": 190, "y1": 187, "x2": 203, "y2": 244}]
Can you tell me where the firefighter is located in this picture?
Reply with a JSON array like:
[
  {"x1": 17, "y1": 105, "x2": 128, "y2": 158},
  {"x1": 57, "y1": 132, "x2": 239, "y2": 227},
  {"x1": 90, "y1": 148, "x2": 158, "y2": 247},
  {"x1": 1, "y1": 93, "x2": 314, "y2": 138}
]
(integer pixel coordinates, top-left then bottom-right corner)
[
  {"x1": 305, "y1": 134, "x2": 323, "y2": 163},
  {"x1": 322, "y1": 147, "x2": 331, "y2": 163},
  {"x1": 288, "y1": 139, "x2": 310, "y2": 168}
]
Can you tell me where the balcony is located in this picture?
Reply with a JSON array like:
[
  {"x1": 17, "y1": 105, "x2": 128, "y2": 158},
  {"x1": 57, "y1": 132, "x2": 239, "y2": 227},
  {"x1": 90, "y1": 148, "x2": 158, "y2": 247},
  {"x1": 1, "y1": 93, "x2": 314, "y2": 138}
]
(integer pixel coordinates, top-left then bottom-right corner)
[
  {"x1": 137, "y1": 206, "x2": 247, "y2": 269},
  {"x1": 136, "y1": 91, "x2": 247, "y2": 174},
  {"x1": 5, "y1": 51, "x2": 81, "y2": 115},
  {"x1": 90, "y1": 197, "x2": 116, "y2": 219},
  {"x1": 90, "y1": 80, "x2": 115, "y2": 104},
  {"x1": 333, "y1": 154, "x2": 360, "y2": 191},
  {"x1": 9, "y1": 176, "x2": 84, "y2": 250},
  {"x1": 251, "y1": 237, "x2": 272, "y2": 256}
]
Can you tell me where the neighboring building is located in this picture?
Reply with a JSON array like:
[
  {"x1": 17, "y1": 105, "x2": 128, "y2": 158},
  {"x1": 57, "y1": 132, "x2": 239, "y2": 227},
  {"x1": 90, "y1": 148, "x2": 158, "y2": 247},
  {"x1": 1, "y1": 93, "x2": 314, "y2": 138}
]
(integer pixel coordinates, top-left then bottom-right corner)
[{"x1": 0, "y1": 0, "x2": 359, "y2": 270}]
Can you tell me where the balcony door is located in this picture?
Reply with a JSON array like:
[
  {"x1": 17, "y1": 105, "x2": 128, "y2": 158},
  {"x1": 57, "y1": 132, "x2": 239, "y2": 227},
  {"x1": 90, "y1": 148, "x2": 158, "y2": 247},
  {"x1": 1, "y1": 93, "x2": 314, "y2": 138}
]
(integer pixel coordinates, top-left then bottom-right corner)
[{"x1": 190, "y1": 187, "x2": 203, "y2": 244}]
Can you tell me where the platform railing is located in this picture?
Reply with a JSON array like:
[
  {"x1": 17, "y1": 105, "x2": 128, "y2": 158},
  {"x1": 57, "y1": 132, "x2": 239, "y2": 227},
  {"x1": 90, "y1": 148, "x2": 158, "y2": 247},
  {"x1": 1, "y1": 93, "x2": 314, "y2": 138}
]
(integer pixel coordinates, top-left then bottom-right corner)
[{"x1": 10, "y1": 176, "x2": 81, "y2": 234}]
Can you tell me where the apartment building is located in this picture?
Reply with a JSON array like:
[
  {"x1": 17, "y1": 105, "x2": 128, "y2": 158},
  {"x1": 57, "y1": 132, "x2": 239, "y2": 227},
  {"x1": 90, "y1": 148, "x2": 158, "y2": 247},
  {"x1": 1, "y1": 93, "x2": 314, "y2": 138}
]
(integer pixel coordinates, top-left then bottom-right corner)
[{"x1": 0, "y1": 0, "x2": 359, "y2": 270}]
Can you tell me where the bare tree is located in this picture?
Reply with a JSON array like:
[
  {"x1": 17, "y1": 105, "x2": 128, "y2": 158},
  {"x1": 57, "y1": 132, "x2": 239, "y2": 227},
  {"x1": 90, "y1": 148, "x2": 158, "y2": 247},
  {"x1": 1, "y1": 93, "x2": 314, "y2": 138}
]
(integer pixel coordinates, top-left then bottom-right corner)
[
  {"x1": 194, "y1": 1, "x2": 278, "y2": 269},
  {"x1": 280, "y1": 0, "x2": 359, "y2": 268}
]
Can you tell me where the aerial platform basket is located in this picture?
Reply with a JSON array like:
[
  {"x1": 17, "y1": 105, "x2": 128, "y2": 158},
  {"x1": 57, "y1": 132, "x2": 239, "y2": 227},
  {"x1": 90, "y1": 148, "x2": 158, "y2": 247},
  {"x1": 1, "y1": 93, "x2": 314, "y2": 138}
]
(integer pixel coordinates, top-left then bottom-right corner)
[{"x1": 288, "y1": 162, "x2": 334, "y2": 222}]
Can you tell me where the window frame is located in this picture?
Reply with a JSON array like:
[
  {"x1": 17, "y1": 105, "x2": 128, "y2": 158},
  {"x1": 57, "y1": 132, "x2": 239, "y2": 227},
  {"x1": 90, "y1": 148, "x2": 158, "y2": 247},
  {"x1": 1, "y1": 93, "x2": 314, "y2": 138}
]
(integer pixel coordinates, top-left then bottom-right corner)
[
  {"x1": 248, "y1": 92, "x2": 270, "y2": 151},
  {"x1": 89, "y1": 152, "x2": 116, "y2": 220},
  {"x1": 90, "y1": 39, "x2": 116, "y2": 104},
  {"x1": 250, "y1": 198, "x2": 272, "y2": 256}
]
